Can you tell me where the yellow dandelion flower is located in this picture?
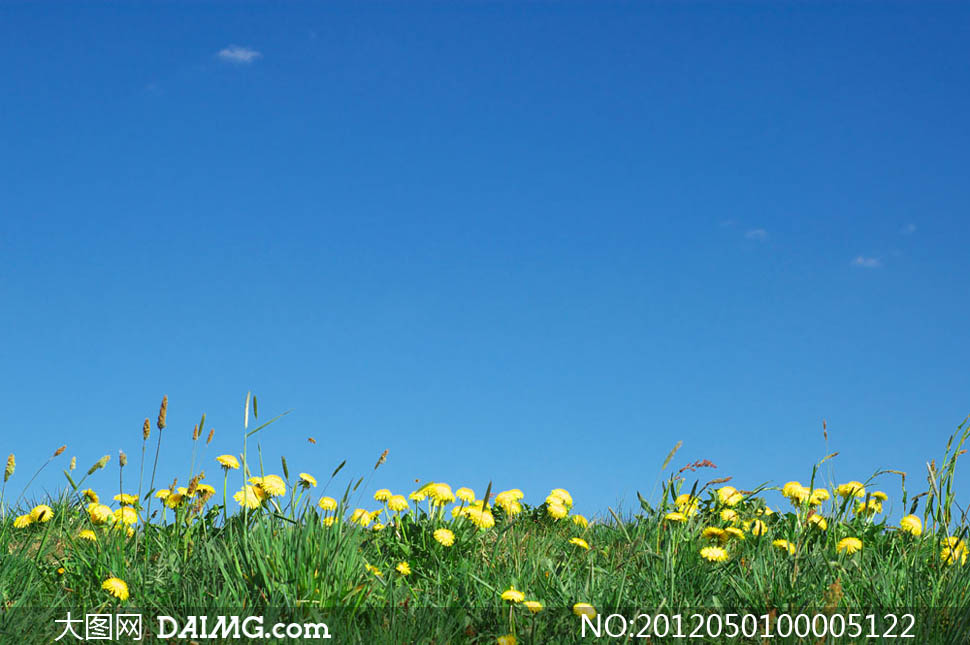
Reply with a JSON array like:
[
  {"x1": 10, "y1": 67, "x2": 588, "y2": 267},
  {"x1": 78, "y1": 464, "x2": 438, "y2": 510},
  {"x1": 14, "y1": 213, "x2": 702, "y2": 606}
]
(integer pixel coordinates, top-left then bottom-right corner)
[
  {"x1": 258, "y1": 474, "x2": 286, "y2": 497},
  {"x1": 701, "y1": 527, "x2": 725, "y2": 541},
  {"x1": 396, "y1": 561, "x2": 411, "y2": 576},
  {"x1": 234, "y1": 485, "x2": 264, "y2": 509},
  {"x1": 837, "y1": 481, "x2": 866, "y2": 498},
  {"x1": 900, "y1": 515, "x2": 922, "y2": 537},
  {"x1": 501, "y1": 586, "x2": 525, "y2": 603},
  {"x1": 318, "y1": 496, "x2": 337, "y2": 511},
  {"x1": 113, "y1": 507, "x2": 138, "y2": 525},
  {"x1": 298, "y1": 473, "x2": 317, "y2": 488},
  {"x1": 165, "y1": 492, "x2": 186, "y2": 508},
  {"x1": 113, "y1": 493, "x2": 138, "y2": 506},
  {"x1": 350, "y1": 508, "x2": 372, "y2": 527},
  {"x1": 871, "y1": 490, "x2": 888, "y2": 501},
  {"x1": 81, "y1": 489, "x2": 99, "y2": 503},
  {"x1": 465, "y1": 507, "x2": 495, "y2": 529},
  {"x1": 30, "y1": 505, "x2": 54, "y2": 523},
  {"x1": 808, "y1": 489, "x2": 830, "y2": 506},
  {"x1": 13, "y1": 514, "x2": 32, "y2": 528},
  {"x1": 836, "y1": 537, "x2": 862, "y2": 555},
  {"x1": 154, "y1": 489, "x2": 171, "y2": 500},
  {"x1": 720, "y1": 509, "x2": 739, "y2": 523},
  {"x1": 408, "y1": 488, "x2": 428, "y2": 502},
  {"x1": 433, "y1": 528, "x2": 455, "y2": 547},
  {"x1": 700, "y1": 546, "x2": 729, "y2": 562},
  {"x1": 723, "y1": 527, "x2": 745, "y2": 541},
  {"x1": 940, "y1": 542, "x2": 968, "y2": 566},
  {"x1": 854, "y1": 499, "x2": 883, "y2": 516},
  {"x1": 88, "y1": 504, "x2": 113, "y2": 524},
  {"x1": 497, "y1": 634, "x2": 517, "y2": 645},
  {"x1": 365, "y1": 563, "x2": 382, "y2": 577},
  {"x1": 664, "y1": 511, "x2": 687, "y2": 523},
  {"x1": 523, "y1": 600, "x2": 543, "y2": 613},
  {"x1": 745, "y1": 519, "x2": 768, "y2": 536},
  {"x1": 78, "y1": 529, "x2": 97, "y2": 542},
  {"x1": 807, "y1": 514, "x2": 828, "y2": 530},
  {"x1": 572, "y1": 514, "x2": 589, "y2": 528},
  {"x1": 772, "y1": 539, "x2": 796, "y2": 555},
  {"x1": 196, "y1": 484, "x2": 216, "y2": 499},
  {"x1": 388, "y1": 495, "x2": 409, "y2": 512},
  {"x1": 550, "y1": 488, "x2": 573, "y2": 507},
  {"x1": 323, "y1": 516, "x2": 337, "y2": 527},
  {"x1": 546, "y1": 502, "x2": 568, "y2": 520},
  {"x1": 573, "y1": 603, "x2": 596, "y2": 618},
  {"x1": 428, "y1": 483, "x2": 455, "y2": 505},
  {"x1": 216, "y1": 454, "x2": 240, "y2": 470},
  {"x1": 455, "y1": 487, "x2": 475, "y2": 503},
  {"x1": 374, "y1": 489, "x2": 392, "y2": 502},
  {"x1": 102, "y1": 577, "x2": 129, "y2": 601},
  {"x1": 569, "y1": 537, "x2": 590, "y2": 550},
  {"x1": 717, "y1": 486, "x2": 744, "y2": 506}
]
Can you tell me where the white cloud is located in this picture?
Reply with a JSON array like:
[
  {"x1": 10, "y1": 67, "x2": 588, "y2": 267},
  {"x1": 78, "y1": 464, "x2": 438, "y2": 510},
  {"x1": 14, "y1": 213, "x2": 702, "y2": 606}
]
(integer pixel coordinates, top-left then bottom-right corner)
[
  {"x1": 900, "y1": 223, "x2": 917, "y2": 235},
  {"x1": 852, "y1": 256, "x2": 882, "y2": 269},
  {"x1": 217, "y1": 45, "x2": 262, "y2": 64},
  {"x1": 744, "y1": 228, "x2": 768, "y2": 241}
]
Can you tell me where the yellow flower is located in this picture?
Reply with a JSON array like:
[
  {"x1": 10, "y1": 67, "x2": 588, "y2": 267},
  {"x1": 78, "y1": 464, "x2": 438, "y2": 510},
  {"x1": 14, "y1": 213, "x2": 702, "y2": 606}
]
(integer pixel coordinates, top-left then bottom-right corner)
[
  {"x1": 113, "y1": 493, "x2": 138, "y2": 506},
  {"x1": 88, "y1": 504, "x2": 113, "y2": 524},
  {"x1": 807, "y1": 514, "x2": 828, "y2": 530},
  {"x1": 165, "y1": 492, "x2": 186, "y2": 509},
  {"x1": 716, "y1": 486, "x2": 744, "y2": 506},
  {"x1": 782, "y1": 481, "x2": 806, "y2": 500},
  {"x1": 299, "y1": 473, "x2": 317, "y2": 488},
  {"x1": 216, "y1": 454, "x2": 240, "y2": 470},
  {"x1": 318, "y1": 496, "x2": 337, "y2": 511},
  {"x1": 388, "y1": 495, "x2": 409, "y2": 512},
  {"x1": 154, "y1": 489, "x2": 170, "y2": 500},
  {"x1": 102, "y1": 577, "x2": 129, "y2": 601},
  {"x1": 675, "y1": 493, "x2": 700, "y2": 516},
  {"x1": 808, "y1": 489, "x2": 830, "y2": 506},
  {"x1": 30, "y1": 505, "x2": 54, "y2": 523},
  {"x1": 234, "y1": 485, "x2": 264, "y2": 509},
  {"x1": 258, "y1": 474, "x2": 286, "y2": 497},
  {"x1": 547, "y1": 488, "x2": 573, "y2": 508},
  {"x1": 572, "y1": 514, "x2": 589, "y2": 528},
  {"x1": 940, "y1": 540, "x2": 968, "y2": 566},
  {"x1": 664, "y1": 511, "x2": 687, "y2": 523},
  {"x1": 502, "y1": 501, "x2": 524, "y2": 516},
  {"x1": 497, "y1": 635, "x2": 517, "y2": 645},
  {"x1": 772, "y1": 539, "x2": 796, "y2": 555},
  {"x1": 837, "y1": 481, "x2": 866, "y2": 498},
  {"x1": 323, "y1": 516, "x2": 337, "y2": 527},
  {"x1": 196, "y1": 484, "x2": 216, "y2": 500},
  {"x1": 501, "y1": 586, "x2": 525, "y2": 603},
  {"x1": 569, "y1": 537, "x2": 590, "y2": 550},
  {"x1": 433, "y1": 528, "x2": 455, "y2": 547},
  {"x1": 854, "y1": 499, "x2": 883, "y2": 516},
  {"x1": 545, "y1": 502, "x2": 568, "y2": 520},
  {"x1": 720, "y1": 509, "x2": 739, "y2": 523},
  {"x1": 374, "y1": 489, "x2": 392, "y2": 502},
  {"x1": 350, "y1": 508, "x2": 372, "y2": 527},
  {"x1": 455, "y1": 487, "x2": 475, "y2": 503},
  {"x1": 465, "y1": 507, "x2": 495, "y2": 529},
  {"x1": 113, "y1": 507, "x2": 138, "y2": 525},
  {"x1": 572, "y1": 603, "x2": 596, "y2": 618},
  {"x1": 723, "y1": 527, "x2": 745, "y2": 541},
  {"x1": 396, "y1": 561, "x2": 411, "y2": 576},
  {"x1": 871, "y1": 491, "x2": 888, "y2": 501},
  {"x1": 900, "y1": 515, "x2": 922, "y2": 536},
  {"x1": 701, "y1": 527, "x2": 725, "y2": 541},
  {"x1": 365, "y1": 563, "x2": 382, "y2": 577},
  {"x1": 700, "y1": 546, "x2": 729, "y2": 562},
  {"x1": 13, "y1": 514, "x2": 32, "y2": 529},
  {"x1": 372, "y1": 523, "x2": 384, "y2": 531},
  {"x1": 523, "y1": 600, "x2": 543, "y2": 613},
  {"x1": 428, "y1": 483, "x2": 455, "y2": 505},
  {"x1": 78, "y1": 529, "x2": 97, "y2": 542},
  {"x1": 836, "y1": 537, "x2": 863, "y2": 555},
  {"x1": 81, "y1": 489, "x2": 99, "y2": 503},
  {"x1": 408, "y1": 488, "x2": 428, "y2": 502},
  {"x1": 744, "y1": 519, "x2": 768, "y2": 536}
]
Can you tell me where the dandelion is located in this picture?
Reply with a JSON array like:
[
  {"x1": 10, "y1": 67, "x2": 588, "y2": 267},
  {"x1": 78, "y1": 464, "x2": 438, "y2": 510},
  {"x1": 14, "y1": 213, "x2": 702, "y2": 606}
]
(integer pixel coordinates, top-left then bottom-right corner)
[
  {"x1": 216, "y1": 455, "x2": 240, "y2": 470},
  {"x1": 782, "y1": 481, "x2": 808, "y2": 504},
  {"x1": 388, "y1": 495, "x2": 409, "y2": 512},
  {"x1": 854, "y1": 499, "x2": 883, "y2": 516},
  {"x1": 717, "y1": 486, "x2": 744, "y2": 506},
  {"x1": 257, "y1": 474, "x2": 286, "y2": 497},
  {"x1": 165, "y1": 493, "x2": 187, "y2": 509},
  {"x1": 409, "y1": 488, "x2": 428, "y2": 502},
  {"x1": 836, "y1": 537, "x2": 863, "y2": 555},
  {"x1": 323, "y1": 516, "x2": 337, "y2": 527},
  {"x1": 81, "y1": 489, "x2": 99, "y2": 503},
  {"x1": 772, "y1": 539, "x2": 796, "y2": 555},
  {"x1": 113, "y1": 494, "x2": 138, "y2": 506},
  {"x1": 365, "y1": 563, "x2": 382, "y2": 577},
  {"x1": 234, "y1": 485, "x2": 264, "y2": 509},
  {"x1": 114, "y1": 507, "x2": 138, "y2": 525},
  {"x1": 940, "y1": 537, "x2": 967, "y2": 565},
  {"x1": 428, "y1": 483, "x2": 455, "y2": 505},
  {"x1": 13, "y1": 514, "x2": 32, "y2": 528},
  {"x1": 664, "y1": 511, "x2": 687, "y2": 523},
  {"x1": 501, "y1": 586, "x2": 525, "y2": 603},
  {"x1": 744, "y1": 519, "x2": 768, "y2": 536},
  {"x1": 465, "y1": 507, "x2": 495, "y2": 529},
  {"x1": 723, "y1": 527, "x2": 745, "y2": 541},
  {"x1": 456, "y1": 487, "x2": 475, "y2": 503},
  {"x1": 720, "y1": 509, "x2": 739, "y2": 523},
  {"x1": 572, "y1": 514, "x2": 589, "y2": 528},
  {"x1": 837, "y1": 481, "x2": 866, "y2": 498},
  {"x1": 900, "y1": 515, "x2": 922, "y2": 537},
  {"x1": 433, "y1": 528, "x2": 455, "y2": 547},
  {"x1": 78, "y1": 529, "x2": 97, "y2": 542},
  {"x1": 318, "y1": 496, "x2": 337, "y2": 511},
  {"x1": 675, "y1": 493, "x2": 700, "y2": 516},
  {"x1": 700, "y1": 546, "x2": 729, "y2": 562},
  {"x1": 523, "y1": 600, "x2": 543, "y2": 613},
  {"x1": 298, "y1": 473, "x2": 317, "y2": 488},
  {"x1": 497, "y1": 635, "x2": 517, "y2": 645},
  {"x1": 807, "y1": 514, "x2": 828, "y2": 531},
  {"x1": 572, "y1": 603, "x2": 596, "y2": 618},
  {"x1": 808, "y1": 489, "x2": 830, "y2": 506},
  {"x1": 374, "y1": 489, "x2": 392, "y2": 502},
  {"x1": 30, "y1": 505, "x2": 54, "y2": 523},
  {"x1": 88, "y1": 504, "x2": 113, "y2": 524},
  {"x1": 568, "y1": 537, "x2": 590, "y2": 550},
  {"x1": 396, "y1": 562, "x2": 411, "y2": 576},
  {"x1": 547, "y1": 488, "x2": 573, "y2": 508},
  {"x1": 702, "y1": 527, "x2": 725, "y2": 541},
  {"x1": 350, "y1": 508, "x2": 372, "y2": 527},
  {"x1": 102, "y1": 577, "x2": 129, "y2": 602},
  {"x1": 196, "y1": 484, "x2": 216, "y2": 500}
]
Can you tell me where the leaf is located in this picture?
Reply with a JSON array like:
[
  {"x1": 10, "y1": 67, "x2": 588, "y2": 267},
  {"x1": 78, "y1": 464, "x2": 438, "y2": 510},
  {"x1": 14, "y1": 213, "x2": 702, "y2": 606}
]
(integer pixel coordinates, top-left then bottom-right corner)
[{"x1": 331, "y1": 460, "x2": 347, "y2": 478}]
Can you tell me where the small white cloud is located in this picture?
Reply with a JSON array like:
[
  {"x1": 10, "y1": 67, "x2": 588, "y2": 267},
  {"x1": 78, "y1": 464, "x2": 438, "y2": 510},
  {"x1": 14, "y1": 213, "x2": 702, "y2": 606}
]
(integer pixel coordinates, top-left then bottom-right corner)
[
  {"x1": 900, "y1": 223, "x2": 916, "y2": 235},
  {"x1": 217, "y1": 45, "x2": 262, "y2": 64},
  {"x1": 852, "y1": 256, "x2": 882, "y2": 269},
  {"x1": 744, "y1": 228, "x2": 769, "y2": 241}
]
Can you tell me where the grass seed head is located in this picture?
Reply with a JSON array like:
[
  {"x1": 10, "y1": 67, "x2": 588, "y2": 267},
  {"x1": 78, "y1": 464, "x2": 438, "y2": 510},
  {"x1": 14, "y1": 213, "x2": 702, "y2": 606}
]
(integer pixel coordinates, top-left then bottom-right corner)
[
  {"x1": 119, "y1": 451, "x2": 128, "y2": 467},
  {"x1": 69, "y1": 456, "x2": 76, "y2": 471},
  {"x1": 206, "y1": 428, "x2": 214, "y2": 444},
  {"x1": 157, "y1": 395, "x2": 168, "y2": 430},
  {"x1": 192, "y1": 424, "x2": 200, "y2": 441},
  {"x1": 53, "y1": 445, "x2": 66, "y2": 457},
  {"x1": 87, "y1": 455, "x2": 110, "y2": 475},
  {"x1": 4, "y1": 454, "x2": 14, "y2": 482},
  {"x1": 142, "y1": 418, "x2": 150, "y2": 441}
]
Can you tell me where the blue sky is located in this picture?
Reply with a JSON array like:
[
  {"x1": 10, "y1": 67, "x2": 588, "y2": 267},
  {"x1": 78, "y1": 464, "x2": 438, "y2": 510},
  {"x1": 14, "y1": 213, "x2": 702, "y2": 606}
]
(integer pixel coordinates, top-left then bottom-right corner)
[{"x1": 2, "y1": 2, "x2": 969, "y2": 520}]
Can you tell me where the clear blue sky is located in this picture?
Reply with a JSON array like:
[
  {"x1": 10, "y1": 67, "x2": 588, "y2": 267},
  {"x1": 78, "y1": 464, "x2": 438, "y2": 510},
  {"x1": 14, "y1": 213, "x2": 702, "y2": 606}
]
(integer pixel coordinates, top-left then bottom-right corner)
[{"x1": 2, "y1": 2, "x2": 969, "y2": 520}]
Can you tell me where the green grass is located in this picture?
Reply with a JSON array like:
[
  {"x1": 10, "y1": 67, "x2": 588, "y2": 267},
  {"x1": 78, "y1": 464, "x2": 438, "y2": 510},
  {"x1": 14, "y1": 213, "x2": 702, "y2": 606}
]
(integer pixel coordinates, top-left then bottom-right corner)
[{"x1": 1, "y1": 396, "x2": 968, "y2": 644}]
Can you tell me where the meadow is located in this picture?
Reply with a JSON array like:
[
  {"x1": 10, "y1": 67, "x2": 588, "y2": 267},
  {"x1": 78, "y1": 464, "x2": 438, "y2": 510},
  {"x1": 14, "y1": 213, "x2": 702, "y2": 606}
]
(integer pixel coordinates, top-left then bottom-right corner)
[{"x1": 1, "y1": 394, "x2": 968, "y2": 644}]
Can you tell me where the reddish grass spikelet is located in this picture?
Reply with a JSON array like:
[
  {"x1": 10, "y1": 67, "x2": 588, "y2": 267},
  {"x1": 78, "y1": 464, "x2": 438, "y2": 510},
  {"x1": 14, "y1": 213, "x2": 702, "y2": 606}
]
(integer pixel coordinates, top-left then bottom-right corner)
[
  {"x1": 679, "y1": 459, "x2": 717, "y2": 474},
  {"x1": 53, "y1": 445, "x2": 66, "y2": 457}
]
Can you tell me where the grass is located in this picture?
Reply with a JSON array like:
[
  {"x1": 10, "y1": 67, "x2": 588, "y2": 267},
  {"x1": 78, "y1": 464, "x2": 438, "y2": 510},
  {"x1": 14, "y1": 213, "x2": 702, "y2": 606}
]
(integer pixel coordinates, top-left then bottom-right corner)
[{"x1": 1, "y1": 394, "x2": 968, "y2": 644}]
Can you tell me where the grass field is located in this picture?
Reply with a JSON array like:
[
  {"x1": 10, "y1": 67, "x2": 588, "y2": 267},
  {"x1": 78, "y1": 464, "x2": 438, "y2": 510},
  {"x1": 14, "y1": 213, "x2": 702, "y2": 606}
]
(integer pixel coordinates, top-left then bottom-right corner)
[{"x1": 1, "y1": 395, "x2": 968, "y2": 644}]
